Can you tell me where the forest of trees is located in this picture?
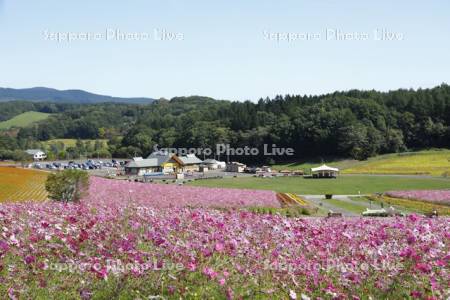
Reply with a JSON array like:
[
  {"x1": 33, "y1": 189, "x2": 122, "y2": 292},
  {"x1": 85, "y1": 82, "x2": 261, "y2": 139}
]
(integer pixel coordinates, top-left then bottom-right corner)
[{"x1": 1, "y1": 84, "x2": 449, "y2": 163}]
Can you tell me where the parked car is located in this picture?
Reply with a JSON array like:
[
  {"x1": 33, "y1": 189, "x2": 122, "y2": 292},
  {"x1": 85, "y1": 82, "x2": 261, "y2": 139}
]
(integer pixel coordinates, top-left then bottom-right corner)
[{"x1": 245, "y1": 166, "x2": 262, "y2": 174}]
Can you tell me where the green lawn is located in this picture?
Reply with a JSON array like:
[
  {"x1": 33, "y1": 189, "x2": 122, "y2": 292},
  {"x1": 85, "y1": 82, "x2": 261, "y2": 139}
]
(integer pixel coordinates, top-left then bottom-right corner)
[
  {"x1": 0, "y1": 111, "x2": 51, "y2": 129},
  {"x1": 326, "y1": 199, "x2": 368, "y2": 214},
  {"x1": 188, "y1": 175, "x2": 450, "y2": 195}
]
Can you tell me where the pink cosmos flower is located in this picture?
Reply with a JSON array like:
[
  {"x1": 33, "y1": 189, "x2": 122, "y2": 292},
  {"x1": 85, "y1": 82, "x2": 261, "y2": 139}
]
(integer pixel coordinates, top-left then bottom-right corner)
[
  {"x1": 188, "y1": 262, "x2": 197, "y2": 271},
  {"x1": 226, "y1": 287, "x2": 234, "y2": 300},
  {"x1": 0, "y1": 240, "x2": 9, "y2": 252},
  {"x1": 219, "y1": 278, "x2": 226, "y2": 286},
  {"x1": 215, "y1": 242, "x2": 225, "y2": 252},
  {"x1": 410, "y1": 291, "x2": 422, "y2": 298},
  {"x1": 8, "y1": 288, "x2": 17, "y2": 300},
  {"x1": 408, "y1": 214, "x2": 418, "y2": 222},
  {"x1": 203, "y1": 267, "x2": 218, "y2": 279},
  {"x1": 24, "y1": 255, "x2": 36, "y2": 265},
  {"x1": 415, "y1": 263, "x2": 431, "y2": 273}
]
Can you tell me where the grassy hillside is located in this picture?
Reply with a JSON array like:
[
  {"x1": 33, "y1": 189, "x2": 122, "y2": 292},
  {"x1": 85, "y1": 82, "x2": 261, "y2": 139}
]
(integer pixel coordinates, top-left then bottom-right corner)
[
  {"x1": 271, "y1": 149, "x2": 450, "y2": 176},
  {"x1": 188, "y1": 175, "x2": 450, "y2": 195},
  {"x1": 271, "y1": 159, "x2": 361, "y2": 172},
  {"x1": 0, "y1": 111, "x2": 51, "y2": 129},
  {"x1": 343, "y1": 150, "x2": 450, "y2": 176},
  {"x1": 43, "y1": 139, "x2": 109, "y2": 148}
]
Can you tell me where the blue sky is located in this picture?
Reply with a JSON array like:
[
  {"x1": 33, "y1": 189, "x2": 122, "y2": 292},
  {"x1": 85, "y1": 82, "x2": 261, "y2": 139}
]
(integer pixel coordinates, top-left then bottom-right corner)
[{"x1": 0, "y1": 0, "x2": 449, "y2": 101}]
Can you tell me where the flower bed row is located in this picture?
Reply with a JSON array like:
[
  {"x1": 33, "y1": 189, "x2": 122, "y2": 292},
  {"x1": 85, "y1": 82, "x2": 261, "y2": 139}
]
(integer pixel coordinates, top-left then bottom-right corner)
[
  {"x1": 385, "y1": 190, "x2": 450, "y2": 206},
  {"x1": 86, "y1": 177, "x2": 280, "y2": 208},
  {"x1": 0, "y1": 167, "x2": 48, "y2": 203},
  {"x1": 369, "y1": 195, "x2": 450, "y2": 216}
]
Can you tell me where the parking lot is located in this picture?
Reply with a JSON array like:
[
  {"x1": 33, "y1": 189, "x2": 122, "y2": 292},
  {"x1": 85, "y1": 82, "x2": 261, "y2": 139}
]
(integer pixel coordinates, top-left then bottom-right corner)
[{"x1": 29, "y1": 159, "x2": 127, "y2": 175}]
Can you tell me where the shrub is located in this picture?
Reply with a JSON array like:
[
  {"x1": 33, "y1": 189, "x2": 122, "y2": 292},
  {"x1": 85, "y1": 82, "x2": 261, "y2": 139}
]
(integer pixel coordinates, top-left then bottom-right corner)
[
  {"x1": 301, "y1": 207, "x2": 311, "y2": 215},
  {"x1": 45, "y1": 170, "x2": 89, "y2": 202}
]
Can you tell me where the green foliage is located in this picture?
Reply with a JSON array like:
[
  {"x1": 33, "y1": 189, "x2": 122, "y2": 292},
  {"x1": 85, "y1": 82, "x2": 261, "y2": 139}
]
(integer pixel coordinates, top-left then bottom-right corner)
[
  {"x1": 41, "y1": 139, "x2": 110, "y2": 159},
  {"x1": 248, "y1": 206, "x2": 313, "y2": 217},
  {"x1": 45, "y1": 170, "x2": 90, "y2": 202},
  {"x1": 1, "y1": 84, "x2": 450, "y2": 162}
]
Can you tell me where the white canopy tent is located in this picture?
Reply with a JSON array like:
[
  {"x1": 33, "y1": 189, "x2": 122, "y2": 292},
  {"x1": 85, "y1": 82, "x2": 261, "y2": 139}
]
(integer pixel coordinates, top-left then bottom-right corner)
[{"x1": 310, "y1": 164, "x2": 339, "y2": 178}]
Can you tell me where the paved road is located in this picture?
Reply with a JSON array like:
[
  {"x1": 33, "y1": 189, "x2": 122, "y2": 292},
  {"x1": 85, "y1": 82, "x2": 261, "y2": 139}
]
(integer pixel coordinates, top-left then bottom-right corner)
[
  {"x1": 302, "y1": 194, "x2": 409, "y2": 216},
  {"x1": 301, "y1": 195, "x2": 360, "y2": 216},
  {"x1": 302, "y1": 195, "x2": 358, "y2": 216}
]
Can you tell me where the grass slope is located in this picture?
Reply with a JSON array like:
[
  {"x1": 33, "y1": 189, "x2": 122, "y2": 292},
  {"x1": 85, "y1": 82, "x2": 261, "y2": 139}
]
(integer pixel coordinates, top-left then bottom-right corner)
[
  {"x1": 188, "y1": 175, "x2": 450, "y2": 195},
  {"x1": 0, "y1": 111, "x2": 50, "y2": 129},
  {"x1": 43, "y1": 139, "x2": 109, "y2": 148},
  {"x1": 343, "y1": 150, "x2": 450, "y2": 176},
  {"x1": 271, "y1": 149, "x2": 450, "y2": 176}
]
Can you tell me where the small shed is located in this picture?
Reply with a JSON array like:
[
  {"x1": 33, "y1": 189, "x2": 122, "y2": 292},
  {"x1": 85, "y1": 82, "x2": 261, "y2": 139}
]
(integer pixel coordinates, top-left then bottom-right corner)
[
  {"x1": 202, "y1": 159, "x2": 226, "y2": 170},
  {"x1": 125, "y1": 157, "x2": 161, "y2": 176},
  {"x1": 311, "y1": 164, "x2": 339, "y2": 178}
]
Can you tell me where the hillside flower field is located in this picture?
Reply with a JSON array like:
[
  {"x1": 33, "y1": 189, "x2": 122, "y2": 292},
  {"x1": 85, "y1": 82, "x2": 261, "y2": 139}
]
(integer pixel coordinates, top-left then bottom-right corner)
[
  {"x1": 0, "y1": 177, "x2": 449, "y2": 299},
  {"x1": 386, "y1": 190, "x2": 450, "y2": 206}
]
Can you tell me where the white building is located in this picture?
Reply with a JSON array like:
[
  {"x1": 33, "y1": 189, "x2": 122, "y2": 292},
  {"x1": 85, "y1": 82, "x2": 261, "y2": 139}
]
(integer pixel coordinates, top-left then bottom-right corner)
[
  {"x1": 202, "y1": 159, "x2": 226, "y2": 170},
  {"x1": 25, "y1": 149, "x2": 47, "y2": 161},
  {"x1": 311, "y1": 164, "x2": 339, "y2": 178}
]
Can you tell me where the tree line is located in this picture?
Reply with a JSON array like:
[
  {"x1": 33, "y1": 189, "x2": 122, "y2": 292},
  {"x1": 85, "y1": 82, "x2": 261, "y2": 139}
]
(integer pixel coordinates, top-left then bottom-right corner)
[{"x1": 1, "y1": 84, "x2": 449, "y2": 163}]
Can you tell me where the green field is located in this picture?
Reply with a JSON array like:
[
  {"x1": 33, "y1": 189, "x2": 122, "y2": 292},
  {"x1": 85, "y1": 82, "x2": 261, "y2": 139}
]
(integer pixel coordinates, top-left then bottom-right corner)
[
  {"x1": 0, "y1": 111, "x2": 51, "y2": 129},
  {"x1": 326, "y1": 199, "x2": 368, "y2": 214},
  {"x1": 188, "y1": 175, "x2": 450, "y2": 195},
  {"x1": 271, "y1": 149, "x2": 450, "y2": 176}
]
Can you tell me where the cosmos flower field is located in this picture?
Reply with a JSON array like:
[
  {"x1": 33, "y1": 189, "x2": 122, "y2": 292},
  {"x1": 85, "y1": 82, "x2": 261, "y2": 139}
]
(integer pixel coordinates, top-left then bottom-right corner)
[
  {"x1": 386, "y1": 190, "x2": 450, "y2": 206},
  {"x1": 86, "y1": 177, "x2": 281, "y2": 208},
  {"x1": 0, "y1": 177, "x2": 449, "y2": 299}
]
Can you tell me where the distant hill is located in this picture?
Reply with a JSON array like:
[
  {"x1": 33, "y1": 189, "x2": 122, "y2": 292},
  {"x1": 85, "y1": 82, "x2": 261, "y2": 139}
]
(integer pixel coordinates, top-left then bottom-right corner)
[
  {"x1": 0, "y1": 111, "x2": 51, "y2": 129},
  {"x1": 0, "y1": 87, "x2": 155, "y2": 104}
]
